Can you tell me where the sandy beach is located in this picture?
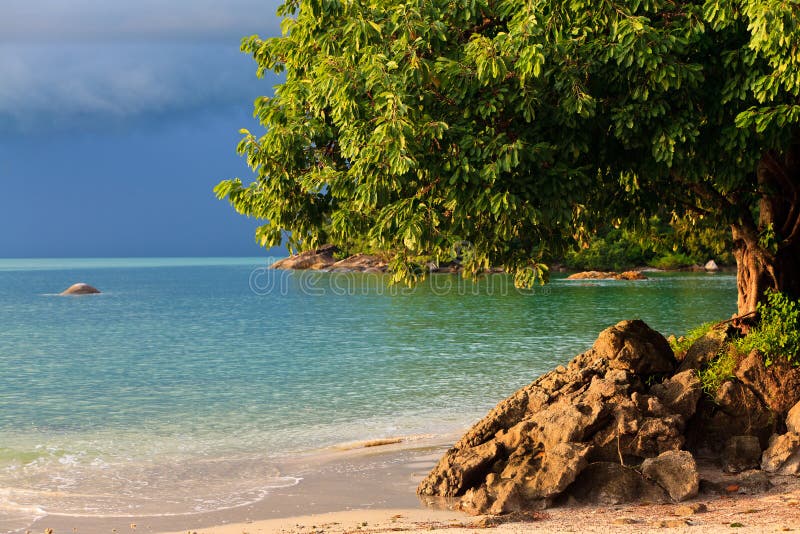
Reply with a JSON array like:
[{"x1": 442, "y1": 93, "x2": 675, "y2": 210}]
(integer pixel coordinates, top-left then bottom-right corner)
[{"x1": 24, "y1": 437, "x2": 800, "y2": 534}]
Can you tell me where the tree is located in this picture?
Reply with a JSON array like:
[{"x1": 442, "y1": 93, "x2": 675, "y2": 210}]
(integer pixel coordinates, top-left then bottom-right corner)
[{"x1": 215, "y1": 0, "x2": 800, "y2": 315}]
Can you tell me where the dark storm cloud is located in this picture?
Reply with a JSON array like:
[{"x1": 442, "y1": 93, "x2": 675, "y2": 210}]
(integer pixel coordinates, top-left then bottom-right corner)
[
  {"x1": 0, "y1": 1, "x2": 284, "y2": 133},
  {"x1": 0, "y1": 0, "x2": 284, "y2": 42}
]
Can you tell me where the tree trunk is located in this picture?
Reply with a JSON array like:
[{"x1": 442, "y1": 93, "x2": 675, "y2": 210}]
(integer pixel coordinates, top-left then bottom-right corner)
[{"x1": 732, "y1": 140, "x2": 800, "y2": 316}]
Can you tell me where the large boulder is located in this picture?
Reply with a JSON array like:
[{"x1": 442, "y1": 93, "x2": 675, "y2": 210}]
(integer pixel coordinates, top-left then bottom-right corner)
[
  {"x1": 735, "y1": 350, "x2": 800, "y2": 414},
  {"x1": 271, "y1": 244, "x2": 338, "y2": 270},
  {"x1": 761, "y1": 432, "x2": 800, "y2": 475},
  {"x1": 641, "y1": 450, "x2": 700, "y2": 502},
  {"x1": 418, "y1": 320, "x2": 683, "y2": 514},
  {"x1": 60, "y1": 282, "x2": 101, "y2": 296}
]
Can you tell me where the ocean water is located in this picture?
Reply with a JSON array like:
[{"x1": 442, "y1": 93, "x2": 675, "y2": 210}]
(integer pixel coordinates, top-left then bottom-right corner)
[{"x1": 0, "y1": 258, "x2": 737, "y2": 531}]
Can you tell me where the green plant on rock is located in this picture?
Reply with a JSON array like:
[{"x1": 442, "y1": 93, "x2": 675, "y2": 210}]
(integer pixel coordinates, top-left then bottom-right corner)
[
  {"x1": 735, "y1": 290, "x2": 800, "y2": 366},
  {"x1": 670, "y1": 322, "x2": 716, "y2": 357},
  {"x1": 698, "y1": 349, "x2": 738, "y2": 396}
]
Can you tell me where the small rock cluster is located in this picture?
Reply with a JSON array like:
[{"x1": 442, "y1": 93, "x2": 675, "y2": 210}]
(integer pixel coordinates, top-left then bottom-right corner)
[
  {"x1": 271, "y1": 245, "x2": 388, "y2": 273},
  {"x1": 418, "y1": 320, "x2": 800, "y2": 515},
  {"x1": 565, "y1": 271, "x2": 647, "y2": 281}
]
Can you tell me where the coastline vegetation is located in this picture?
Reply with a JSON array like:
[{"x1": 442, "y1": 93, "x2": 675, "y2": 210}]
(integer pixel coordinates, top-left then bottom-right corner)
[{"x1": 563, "y1": 216, "x2": 733, "y2": 272}]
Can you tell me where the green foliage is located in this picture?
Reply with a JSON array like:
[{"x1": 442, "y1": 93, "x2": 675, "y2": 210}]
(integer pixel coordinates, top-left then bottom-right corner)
[
  {"x1": 670, "y1": 322, "x2": 715, "y2": 357},
  {"x1": 736, "y1": 290, "x2": 800, "y2": 366},
  {"x1": 698, "y1": 349, "x2": 738, "y2": 396},
  {"x1": 564, "y1": 231, "x2": 650, "y2": 271},
  {"x1": 564, "y1": 215, "x2": 732, "y2": 271},
  {"x1": 217, "y1": 0, "x2": 800, "y2": 285},
  {"x1": 648, "y1": 252, "x2": 696, "y2": 270}
]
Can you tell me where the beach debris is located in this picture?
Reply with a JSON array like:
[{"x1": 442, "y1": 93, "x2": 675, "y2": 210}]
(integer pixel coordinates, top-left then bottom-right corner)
[{"x1": 59, "y1": 282, "x2": 101, "y2": 295}]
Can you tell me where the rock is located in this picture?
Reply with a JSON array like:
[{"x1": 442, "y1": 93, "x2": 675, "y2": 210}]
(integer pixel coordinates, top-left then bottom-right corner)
[
  {"x1": 419, "y1": 320, "x2": 679, "y2": 513},
  {"x1": 649, "y1": 370, "x2": 702, "y2": 415},
  {"x1": 704, "y1": 260, "x2": 720, "y2": 271},
  {"x1": 687, "y1": 380, "x2": 775, "y2": 452},
  {"x1": 618, "y1": 271, "x2": 647, "y2": 280},
  {"x1": 787, "y1": 400, "x2": 800, "y2": 434},
  {"x1": 592, "y1": 320, "x2": 676, "y2": 375},
  {"x1": 327, "y1": 253, "x2": 387, "y2": 272},
  {"x1": 675, "y1": 502, "x2": 707, "y2": 516},
  {"x1": 721, "y1": 436, "x2": 762, "y2": 473},
  {"x1": 677, "y1": 328, "x2": 728, "y2": 372},
  {"x1": 641, "y1": 450, "x2": 700, "y2": 502},
  {"x1": 566, "y1": 271, "x2": 647, "y2": 281},
  {"x1": 761, "y1": 432, "x2": 800, "y2": 475},
  {"x1": 735, "y1": 350, "x2": 800, "y2": 414},
  {"x1": 271, "y1": 244, "x2": 338, "y2": 270},
  {"x1": 567, "y1": 462, "x2": 668, "y2": 505},
  {"x1": 60, "y1": 282, "x2": 101, "y2": 295}
]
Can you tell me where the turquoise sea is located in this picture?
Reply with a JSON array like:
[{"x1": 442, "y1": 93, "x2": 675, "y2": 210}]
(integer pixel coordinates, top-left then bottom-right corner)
[{"x1": 0, "y1": 258, "x2": 737, "y2": 531}]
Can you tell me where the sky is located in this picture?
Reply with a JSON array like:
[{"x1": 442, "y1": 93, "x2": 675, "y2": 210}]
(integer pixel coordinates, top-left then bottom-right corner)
[{"x1": 0, "y1": 0, "x2": 286, "y2": 257}]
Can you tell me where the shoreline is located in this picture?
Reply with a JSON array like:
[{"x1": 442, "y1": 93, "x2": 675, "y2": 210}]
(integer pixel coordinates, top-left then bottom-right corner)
[
  {"x1": 24, "y1": 434, "x2": 800, "y2": 533},
  {"x1": 24, "y1": 434, "x2": 460, "y2": 534}
]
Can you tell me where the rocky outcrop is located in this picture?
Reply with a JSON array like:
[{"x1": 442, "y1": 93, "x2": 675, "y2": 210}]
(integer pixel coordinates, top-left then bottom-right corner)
[
  {"x1": 328, "y1": 253, "x2": 387, "y2": 273},
  {"x1": 418, "y1": 320, "x2": 697, "y2": 514},
  {"x1": 271, "y1": 245, "x2": 338, "y2": 270},
  {"x1": 420, "y1": 319, "x2": 800, "y2": 516},
  {"x1": 704, "y1": 260, "x2": 719, "y2": 271},
  {"x1": 60, "y1": 283, "x2": 101, "y2": 295},
  {"x1": 566, "y1": 271, "x2": 647, "y2": 281}
]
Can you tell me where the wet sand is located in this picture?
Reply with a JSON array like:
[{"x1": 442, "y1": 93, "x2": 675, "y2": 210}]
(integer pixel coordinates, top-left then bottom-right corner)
[{"x1": 25, "y1": 437, "x2": 456, "y2": 534}]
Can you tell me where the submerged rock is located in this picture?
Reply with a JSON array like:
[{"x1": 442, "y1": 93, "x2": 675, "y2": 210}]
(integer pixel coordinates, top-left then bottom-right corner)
[{"x1": 60, "y1": 282, "x2": 101, "y2": 295}]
